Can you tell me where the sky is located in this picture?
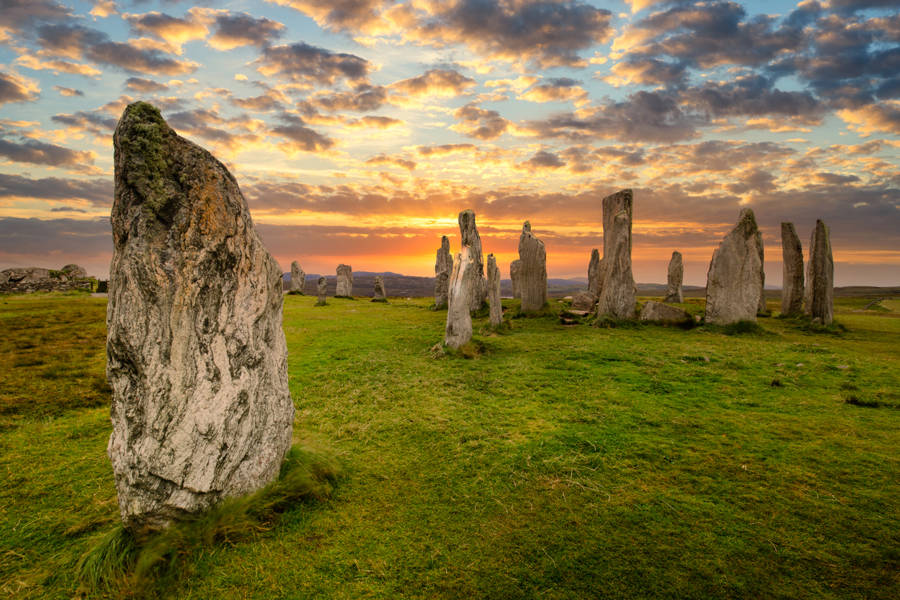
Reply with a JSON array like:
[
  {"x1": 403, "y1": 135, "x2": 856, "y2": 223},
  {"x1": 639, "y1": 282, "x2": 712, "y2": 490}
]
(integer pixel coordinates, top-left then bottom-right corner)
[{"x1": 0, "y1": 0, "x2": 898, "y2": 286}]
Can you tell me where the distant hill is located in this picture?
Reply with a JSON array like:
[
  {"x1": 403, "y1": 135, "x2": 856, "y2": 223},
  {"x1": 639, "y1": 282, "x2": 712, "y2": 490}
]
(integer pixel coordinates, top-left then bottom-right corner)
[{"x1": 284, "y1": 272, "x2": 899, "y2": 300}]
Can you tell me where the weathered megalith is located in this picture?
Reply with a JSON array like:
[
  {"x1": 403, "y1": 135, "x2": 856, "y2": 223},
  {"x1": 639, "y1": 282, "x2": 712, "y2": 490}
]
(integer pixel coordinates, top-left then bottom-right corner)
[
  {"x1": 704, "y1": 208, "x2": 764, "y2": 325},
  {"x1": 444, "y1": 249, "x2": 475, "y2": 348},
  {"x1": 517, "y1": 221, "x2": 548, "y2": 313},
  {"x1": 596, "y1": 190, "x2": 636, "y2": 319},
  {"x1": 107, "y1": 102, "x2": 294, "y2": 530},
  {"x1": 510, "y1": 259, "x2": 522, "y2": 299},
  {"x1": 571, "y1": 290, "x2": 596, "y2": 311},
  {"x1": 335, "y1": 264, "x2": 353, "y2": 297},
  {"x1": 758, "y1": 241, "x2": 769, "y2": 316},
  {"x1": 458, "y1": 210, "x2": 486, "y2": 312},
  {"x1": 487, "y1": 254, "x2": 502, "y2": 327},
  {"x1": 290, "y1": 261, "x2": 305, "y2": 294},
  {"x1": 640, "y1": 300, "x2": 691, "y2": 323},
  {"x1": 316, "y1": 276, "x2": 327, "y2": 306},
  {"x1": 372, "y1": 275, "x2": 387, "y2": 302},
  {"x1": 587, "y1": 248, "x2": 602, "y2": 299},
  {"x1": 804, "y1": 219, "x2": 834, "y2": 324},
  {"x1": 434, "y1": 236, "x2": 452, "y2": 309},
  {"x1": 781, "y1": 222, "x2": 804, "y2": 316},
  {"x1": 664, "y1": 251, "x2": 683, "y2": 303}
]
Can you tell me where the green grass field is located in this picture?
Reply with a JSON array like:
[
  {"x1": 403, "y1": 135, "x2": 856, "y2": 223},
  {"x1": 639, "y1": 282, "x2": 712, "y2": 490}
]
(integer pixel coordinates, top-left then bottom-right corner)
[{"x1": 1, "y1": 292, "x2": 898, "y2": 599}]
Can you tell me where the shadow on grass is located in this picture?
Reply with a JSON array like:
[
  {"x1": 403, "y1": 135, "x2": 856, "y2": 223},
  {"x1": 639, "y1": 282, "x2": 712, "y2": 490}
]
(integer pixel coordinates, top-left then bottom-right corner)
[{"x1": 76, "y1": 445, "x2": 340, "y2": 598}]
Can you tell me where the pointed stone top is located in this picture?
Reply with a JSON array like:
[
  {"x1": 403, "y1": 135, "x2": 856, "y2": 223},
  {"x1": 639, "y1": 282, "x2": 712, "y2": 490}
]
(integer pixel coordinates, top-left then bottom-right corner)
[
  {"x1": 522, "y1": 221, "x2": 531, "y2": 234},
  {"x1": 671, "y1": 250, "x2": 682, "y2": 259},
  {"x1": 736, "y1": 208, "x2": 758, "y2": 234},
  {"x1": 441, "y1": 235, "x2": 449, "y2": 248},
  {"x1": 458, "y1": 209, "x2": 478, "y2": 246},
  {"x1": 291, "y1": 260, "x2": 300, "y2": 268}
]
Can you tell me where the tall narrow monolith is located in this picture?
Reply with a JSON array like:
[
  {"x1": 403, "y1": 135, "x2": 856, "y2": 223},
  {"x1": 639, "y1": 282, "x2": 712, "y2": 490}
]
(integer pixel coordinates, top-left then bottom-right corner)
[
  {"x1": 804, "y1": 219, "x2": 834, "y2": 324},
  {"x1": 434, "y1": 236, "x2": 452, "y2": 309},
  {"x1": 664, "y1": 251, "x2": 683, "y2": 303},
  {"x1": 290, "y1": 261, "x2": 305, "y2": 294},
  {"x1": 510, "y1": 259, "x2": 522, "y2": 299},
  {"x1": 781, "y1": 222, "x2": 804, "y2": 316},
  {"x1": 487, "y1": 254, "x2": 502, "y2": 327},
  {"x1": 596, "y1": 189, "x2": 635, "y2": 319},
  {"x1": 335, "y1": 264, "x2": 353, "y2": 297},
  {"x1": 517, "y1": 221, "x2": 547, "y2": 313},
  {"x1": 458, "y1": 210, "x2": 486, "y2": 312}
]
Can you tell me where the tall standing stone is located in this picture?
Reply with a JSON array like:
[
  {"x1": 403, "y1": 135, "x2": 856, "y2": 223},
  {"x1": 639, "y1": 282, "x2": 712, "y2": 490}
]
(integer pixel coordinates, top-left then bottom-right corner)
[
  {"x1": 517, "y1": 221, "x2": 548, "y2": 313},
  {"x1": 434, "y1": 236, "x2": 452, "y2": 309},
  {"x1": 758, "y1": 241, "x2": 769, "y2": 316},
  {"x1": 107, "y1": 102, "x2": 293, "y2": 530},
  {"x1": 704, "y1": 208, "x2": 764, "y2": 325},
  {"x1": 664, "y1": 251, "x2": 683, "y2": 303},
  {"x1": 487, "y1": 254, "x2": 502, "y2": 327},
  {"x1": 587, "y1": 248, "x2": 602, "y2": 299},
  {"x1": 510, "y1": 259, "x2": 522, "y2": 299},
  {"x1": 458, "y1": 210, "x2": 486, "y2": 312},
  {"x1": 335, "y1": 264, "x2": 353, "y2": 297},
  {"x1": 804, "y1": 219, "x2": 834, "y2": 324},
  {"x1": 781, "y1": 222, "x2": 804, "y2": 316},
  {"x1": 372, "y1": 275, "x2": 387, "y2": 302},
  {"x1": 445, "y1": 249, "x2": 475, "y2": 349},
  {"x1": 596, "y1": 210, "x2": 636, "y2": 319},
  {"x1": 316, "y1": 276, "x2": 327, "y2": 306},
  {"x1": 290, "y1": 261, "x2": 305, "y2": 294}
]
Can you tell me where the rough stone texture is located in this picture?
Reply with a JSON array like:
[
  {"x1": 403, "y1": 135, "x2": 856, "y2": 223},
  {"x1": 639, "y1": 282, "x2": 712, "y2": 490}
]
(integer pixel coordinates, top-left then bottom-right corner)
[
  {"x1": 571, "y1": 290, "x2": 596, "y2": 311},
  {"x1": 0, "y1": 265, "x2": 96, "y2": 293},
  {"x1": 517, "y1": 221, "x2": 548, "y2": 313},
  {"x1": 704, "y1": 208, "x2": 764, "y2": 325},
  {"x1": 61, "y1": 264, "x2": 88, "y2": 279},
  {"x1": 316, "y1": 276, "x2": 327, "y2": 306},
  {"x1": 107, "y1": 102, "x2": 294, "y2": 530},
  {"x1": 781, "y1": 222, "x2": 804, "y2": 316},
  {"x1": 509, "y1": 259, "x2": 522, "y2": 299},
  {"x1": 458, "y1": 210, "x2": 486, "y2": 312},
  {"x1": 372, "y1": 275, "x2": 387, "y2": 302},
  {"x1": 596, "y1": 190, "x2": 635, "y2": 319},
  {"x1": 664, "y1": 251, "x2": 683, "y2": 303},
  {"x1": 434, "y1": 235, "x2": 452, "y2": 309},
  {"x1": 805, "y1": 219, "x2": 834, "y2": 325},
  {"x1": 335, "y1": 264, "x2": 353, "y2": 297},
  {"x1": 758, "y1": 242, "x2": 769, "y2": 316},
  {"x1": 640, "y1": 300, "x2": 691, "y2": 323},
  {"x1": 289, "y1": 261, "x2": 305, "y2": 294},
  {"x1": 444, "y1": 248, "x2": 475, "y2": 349},
  {"x1": 487, "y1": 254, "x2": 502, "y2": 327},
  {"x1": 587, "y1": 249, "x2": 601, "y2": 299}
]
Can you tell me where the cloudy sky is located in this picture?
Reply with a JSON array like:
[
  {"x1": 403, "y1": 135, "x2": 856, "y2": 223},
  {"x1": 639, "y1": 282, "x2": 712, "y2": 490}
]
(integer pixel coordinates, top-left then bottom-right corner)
[{"x1": 0, "y1": 0, "x2": 898, "y2": 285}]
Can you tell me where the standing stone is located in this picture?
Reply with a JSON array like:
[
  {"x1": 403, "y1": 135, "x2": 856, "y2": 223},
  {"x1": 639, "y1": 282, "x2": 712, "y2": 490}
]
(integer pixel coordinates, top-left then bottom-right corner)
[
  {"x1": 517, "y1": 221, "x2": 548, "y2": 313},
  {"x1": 335, "y1": 264, "x2": 353, "y2": 297},
  {"x1": 596, "y1": 209, "x2": 636, "y2": 319},
  {"x1": 704, "y1": 208, "x2": 764, "y2": 325},
  {"x1": 106, "y1": 102, "x2": 293, "y2": 530},
  {"x1": 458, "y1": 210, "x2": 486, "y2": 312},
  {"x1": 510, "y1": 259, "x2": 522, "y2": 299},
  {"x1": 316, "y1": 276, "x2": 327, "y2": 306},
  {"x1": 372, "y1": 275, "x2": 387, "y2": 302},
  {"x1": 587, "y1": 249, "x2": 602, "y2": 299},
  {"x1": 487, "y1": 254, "x2": 502, "y2": 327},
  {"x1": 804, "y1": 219, "x2": 834, "y2": 325},
  {"x1": 289, "y1": 261, "x2": 305, "y2": 294},
  {"x1": 664, "y1": 251, "x2": 683, "y2": 303},
  {"x1": 434, "y1": 236, "x2": 452, "y2": 309},
  {"x1": 781, "y1": 222, "x2": 804, "y2": 316},
  {"x1": 603, "y1": 189, "x2": 633, "y2": 257},
  {"x1": 444, "y1": 249, "x2": 475, "y2": 348},
  {"x1": 758, "y1": 241, "x2": 769, "y2": 316}
]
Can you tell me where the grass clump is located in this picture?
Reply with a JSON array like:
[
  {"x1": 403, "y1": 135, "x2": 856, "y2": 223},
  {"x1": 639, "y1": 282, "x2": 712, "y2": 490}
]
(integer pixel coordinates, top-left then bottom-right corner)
[{"x1": 76, "y1": 445, "x2": 340, "y2": 598}]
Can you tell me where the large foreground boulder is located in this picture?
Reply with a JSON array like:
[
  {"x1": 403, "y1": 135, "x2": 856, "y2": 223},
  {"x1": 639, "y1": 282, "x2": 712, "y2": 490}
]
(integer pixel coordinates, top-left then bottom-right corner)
[
  {"x1": 335, "y1": 264, "x2": 353, "y2": 297},
  {"x1": 804, "y1": 219, "x2": 834, "y2": 324},
  {"x1": 434, "y1": 236, "x2": 452, "y2": 309},
  {"x1": 664, "y1": 251, "x2": 683, "y2": 303},
  {"x1": 596, "y1": 190, "x2": 635, "y2": 319},
  {"x1": 107, "y1": 102, "x2": 294, "y2": 530},
  {"x1": 781, "y1": 222, "x2": 804, "y2": 316},
  {"x1": 458, "y1": 210, "x2": 486, "y2": 312},
  {"x1": 517, "y1": 221, "x2": 547, "y2": 313},
  {"x1": 705, "y1": 208, "x2": 764, "y2": 325}
]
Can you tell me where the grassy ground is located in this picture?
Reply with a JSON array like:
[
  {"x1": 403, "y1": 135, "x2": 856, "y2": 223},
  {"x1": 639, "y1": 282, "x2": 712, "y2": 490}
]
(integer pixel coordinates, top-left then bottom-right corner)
[{"x1": 1, "y1": 292, "x2": 898, "y2": 599}]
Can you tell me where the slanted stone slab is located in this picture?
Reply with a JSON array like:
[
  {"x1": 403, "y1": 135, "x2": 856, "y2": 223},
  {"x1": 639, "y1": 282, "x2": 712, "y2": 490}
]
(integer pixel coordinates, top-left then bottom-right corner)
[
  {"x1": 571, "y1": 290, "x2": 596, "y2": 311},
  {"x1": 458, "y1": 210, "x2": 486, "y2": 312},
  {"x1": 335, "y1": 264, "x2": 353, "y2": 297},
  {"x1": 596, "y1": 189, "x2": 636, "y2": 319},
  {"x1": 487, "y1": 254, "x2": 502, "y2": 327},
  {"x1": 640, "y1": 300, "x2": 691, "y2": 323},
  {"x1": 510, "y1": 259, "x2": 522, "y2": 299},
  {"x1": 290, "y1": 261, "x2": 305, "y2": 294},
  {"x1": 705, "y1": 208, "x2": 764, "y2": 325},
  {"x1": 805, "y1": 219, "x2": 834, "y2": 324},
  {"x1": 107, "y1": 102, "x2": 294, "y2": 530},
  {"x1": 587, "y1": 248, "x2": 602, "y2": 299},
  {"x1": 664, "y1": 251, "x2": 683, "y2": 303},
  {"x1": 781, "y1": 222, "x2": 804, "y2": 316},
  {"x1": 445, "y1": 248, "x2": 475, "y2": 348},
  {"x1": 434, "y1": 235, "x2": 452, "y2": 309},
  {"x1": 517, "y1": 221, "x2": 548, "y2": 313},
  {"x1": 372, "y1": 275, "x2": 387, "y2": 302},
  {"x1": 316, "y1": 276, "x2": 327, "y2": 306}
]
